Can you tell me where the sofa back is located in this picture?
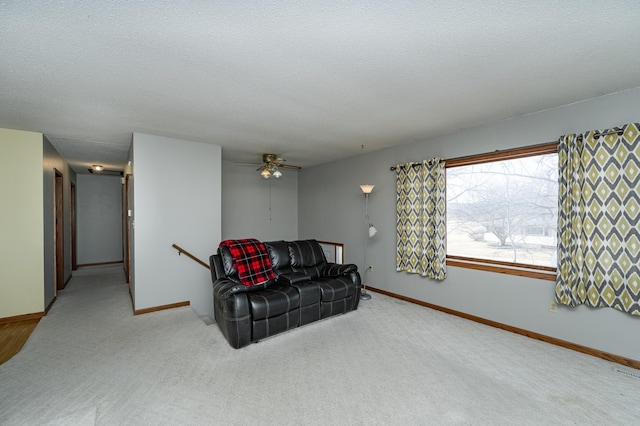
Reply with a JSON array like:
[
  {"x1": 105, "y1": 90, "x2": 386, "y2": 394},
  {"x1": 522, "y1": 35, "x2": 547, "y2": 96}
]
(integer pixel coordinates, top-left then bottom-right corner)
[
  {"x1": 288, "y1": 240, "x2": 326, "y2": 269},
  {"x1": 216, "y1": 241, "x2": 278, "y2": 288},
  {"x1": 217, "y1": 245, "x2": 237, "y2": 278},
  {"x1": 264, "y1": 240, "x2": 292, "y2": 272},
  {"x1": 217, "y1": 239, "x2": 329, "y2": 281},
  {"x1": 264, "y1": 239, "x2": 327, "y2": 279}
]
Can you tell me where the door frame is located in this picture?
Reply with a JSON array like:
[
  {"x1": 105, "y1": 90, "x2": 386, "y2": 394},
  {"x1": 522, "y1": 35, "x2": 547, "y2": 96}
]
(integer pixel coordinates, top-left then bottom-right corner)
[
  {"x1": 54, "y1": 169, "x2": 65, "y2": 291},
  {"x1": 71, "y1": 181, "x2": 77, "y2": 271},
  {"x1": 124, "y1": 173, "x2": 131, "y2": 284}
]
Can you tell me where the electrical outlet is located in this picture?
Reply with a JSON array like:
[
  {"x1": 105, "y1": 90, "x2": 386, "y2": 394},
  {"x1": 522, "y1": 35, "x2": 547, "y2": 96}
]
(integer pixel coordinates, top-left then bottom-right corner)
[{"x1": 549, "y1": 301, "x2": 558, "y2": 313}]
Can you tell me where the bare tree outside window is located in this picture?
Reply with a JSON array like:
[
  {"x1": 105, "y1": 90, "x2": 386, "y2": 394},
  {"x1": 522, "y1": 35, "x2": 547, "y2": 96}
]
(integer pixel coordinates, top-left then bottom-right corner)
[{"x1": 446, "y1": 153, "x2": 558, "y2": 267}]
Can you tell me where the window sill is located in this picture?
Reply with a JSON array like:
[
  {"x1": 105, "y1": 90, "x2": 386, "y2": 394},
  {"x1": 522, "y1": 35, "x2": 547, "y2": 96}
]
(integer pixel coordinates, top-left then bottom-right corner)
[{"x1": 446, "y1": 256, "x2": 556, "y2": 281}]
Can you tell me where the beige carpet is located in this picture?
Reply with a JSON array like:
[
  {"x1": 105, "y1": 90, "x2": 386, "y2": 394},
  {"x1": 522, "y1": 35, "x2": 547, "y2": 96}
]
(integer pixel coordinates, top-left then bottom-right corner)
[{"x1": 1, "y1": 268, "x2": 638, "y2": 425}]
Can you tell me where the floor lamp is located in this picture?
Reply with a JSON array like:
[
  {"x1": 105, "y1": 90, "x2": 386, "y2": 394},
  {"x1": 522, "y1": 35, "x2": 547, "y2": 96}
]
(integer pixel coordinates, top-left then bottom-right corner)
[{"x1": 359, "y1": 184, "x2": 377, "y2": 300}]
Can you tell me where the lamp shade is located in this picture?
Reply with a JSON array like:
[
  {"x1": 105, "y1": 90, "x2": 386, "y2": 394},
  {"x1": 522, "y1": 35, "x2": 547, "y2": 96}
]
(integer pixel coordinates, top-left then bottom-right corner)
[
  {"x1": 360, "y1": 184, "x2": 375, "y2": 194},
  {"x1": 368, "y1": 223, "x2": 377, "y2": 238}
]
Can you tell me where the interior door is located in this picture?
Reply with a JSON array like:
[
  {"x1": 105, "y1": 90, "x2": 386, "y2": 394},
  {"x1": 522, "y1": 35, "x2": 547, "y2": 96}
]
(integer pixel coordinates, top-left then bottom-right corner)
[
  {"x1": 71, "y1": 182, "x2": 77, "y2": 271},
  {"x1": 54, "y1": 169, "x2": 64, "y2": 290},
  {"x1": 124, "y1": 174, "x2": 131, "y2": 284}
]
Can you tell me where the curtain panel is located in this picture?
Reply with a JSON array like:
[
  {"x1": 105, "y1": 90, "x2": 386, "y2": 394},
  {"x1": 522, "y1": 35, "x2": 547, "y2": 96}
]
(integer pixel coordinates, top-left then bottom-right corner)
[
  {"x1": 395, "y1": 158, "x2": 446, "y2": 280},
  {"x1": 556, "y1": 123, "x2": 640, "y2": 316}
]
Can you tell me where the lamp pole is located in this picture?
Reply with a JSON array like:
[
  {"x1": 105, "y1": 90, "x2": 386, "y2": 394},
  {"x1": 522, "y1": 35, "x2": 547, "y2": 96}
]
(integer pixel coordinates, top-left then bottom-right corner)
[{"x1": 360, "y1": 186, "x2": 373, "y2": 300}]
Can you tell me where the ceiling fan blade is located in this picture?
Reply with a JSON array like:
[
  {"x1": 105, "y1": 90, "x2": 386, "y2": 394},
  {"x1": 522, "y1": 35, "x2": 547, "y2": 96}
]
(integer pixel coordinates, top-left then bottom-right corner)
[
  {"x1": 238, "y1": 154, "x2": 303, "y2": 175},
  {"x1": 278, "y1": 164, "x2": 302, "y2": 170},
  {"x1": 234, "y1": 161, "x2": 262, "y2": 167}
]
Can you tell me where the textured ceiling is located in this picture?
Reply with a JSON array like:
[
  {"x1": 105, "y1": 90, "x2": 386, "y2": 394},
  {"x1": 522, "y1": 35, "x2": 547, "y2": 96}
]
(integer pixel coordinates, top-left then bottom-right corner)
[{"x1": 2, "y1": 1, "x2": 640, "y2": 173}]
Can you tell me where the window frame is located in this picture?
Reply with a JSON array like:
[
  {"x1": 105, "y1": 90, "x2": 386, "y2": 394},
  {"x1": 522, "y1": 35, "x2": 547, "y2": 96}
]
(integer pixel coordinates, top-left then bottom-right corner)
[{"x1": 445, "y1": 142, "x2": 558, "y2": 281}]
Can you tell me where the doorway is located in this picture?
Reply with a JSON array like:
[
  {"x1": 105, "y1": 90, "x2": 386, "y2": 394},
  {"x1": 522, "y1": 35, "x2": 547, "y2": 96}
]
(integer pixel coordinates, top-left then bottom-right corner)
[
  {"x1": 124, "y1": 174, "x2": 131, "y2": 284},
  {"x1": 54, "y1": 169, "x2": 64, "y2": 291},
  {"x1": 71, "y1": 182, "x2": 77, "y2": 271}
]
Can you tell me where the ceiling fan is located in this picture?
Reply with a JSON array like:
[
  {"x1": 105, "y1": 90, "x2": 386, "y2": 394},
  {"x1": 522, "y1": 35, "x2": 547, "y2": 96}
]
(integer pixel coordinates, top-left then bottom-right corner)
[{"x1": 252, "y1": 153, "x2": 302, "y2": 179}]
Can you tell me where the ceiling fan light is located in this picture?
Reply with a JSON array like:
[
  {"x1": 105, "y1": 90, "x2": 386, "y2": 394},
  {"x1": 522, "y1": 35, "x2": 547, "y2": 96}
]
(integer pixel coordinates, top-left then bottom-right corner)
[{"x1": 254, "y1": 153, "x2": 300, "y2": 179}]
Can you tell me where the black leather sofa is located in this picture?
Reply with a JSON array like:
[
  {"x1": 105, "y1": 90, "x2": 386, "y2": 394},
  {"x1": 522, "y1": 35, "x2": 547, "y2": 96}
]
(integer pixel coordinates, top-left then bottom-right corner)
[{"x1": 209, "y1": 239, "x2": 361, "y2": 348}]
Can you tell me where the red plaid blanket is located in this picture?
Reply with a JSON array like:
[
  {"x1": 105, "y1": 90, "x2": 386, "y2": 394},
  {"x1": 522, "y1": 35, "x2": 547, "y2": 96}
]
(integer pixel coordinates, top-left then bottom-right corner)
[{"x1": 219, "y1": 239, "x2": 275, "y2": 287}]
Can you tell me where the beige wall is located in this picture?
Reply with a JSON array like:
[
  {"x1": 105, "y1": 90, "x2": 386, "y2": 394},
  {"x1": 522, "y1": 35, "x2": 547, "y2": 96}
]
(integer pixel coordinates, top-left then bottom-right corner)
[{"x1": 0, "y1": 128, "x2": 44, "y2": 318}]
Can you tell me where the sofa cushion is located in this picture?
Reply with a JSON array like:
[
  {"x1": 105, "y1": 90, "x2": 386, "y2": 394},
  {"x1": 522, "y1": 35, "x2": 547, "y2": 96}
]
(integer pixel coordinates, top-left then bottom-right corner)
[
  {"x1": 264, "y1": 240, "x2": 292, "y2": 271},
  {"x1": 321, "y1": 295, "x2": 356, "y2": 319},
  {"x1": 317, "y1": 276, "x2": 355, "y2": 302},
  {"x1": 218, "y1": 239, "x2": 276, "y2": 287},
  {"x1": 288, "y1": 240, "x2": 328, "y2": 279},
  {"x1": 288, "y1": 240, "x2": 326, "y2": 268},
  {"x1": 247, "y1": 282, "x2": 300, "y2": 320},
  {"x1": 292, "y1": 280, "x2": 321, "y2": 306},
  {"x1": 252, "y1": 310, "x2": 300, "y2": 341}
]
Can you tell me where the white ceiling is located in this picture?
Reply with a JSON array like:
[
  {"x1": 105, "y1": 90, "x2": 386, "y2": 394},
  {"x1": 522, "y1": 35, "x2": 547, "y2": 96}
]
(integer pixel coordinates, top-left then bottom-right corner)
[{"x1": 2, "y1": 1, "x2": 640, "y2": 174}]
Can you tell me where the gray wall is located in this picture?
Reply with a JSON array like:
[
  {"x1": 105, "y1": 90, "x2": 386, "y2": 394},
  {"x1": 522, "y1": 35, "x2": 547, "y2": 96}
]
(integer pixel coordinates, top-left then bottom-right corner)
[
  {"x1": 76, "y1": 174, "x2": 123, "y2": 265},
  {"x1": 131, "y1": 133, "x2": 221, "y2": 320},
  {"x1": 43, "y1": 136, "x2": 75, "y2": 308},
  {"x1": 298, "y1": 87, "x2": 640, "y2": 361},
  {"x1": 222, "y1": 161, "x2": 298, "y2": 241}
]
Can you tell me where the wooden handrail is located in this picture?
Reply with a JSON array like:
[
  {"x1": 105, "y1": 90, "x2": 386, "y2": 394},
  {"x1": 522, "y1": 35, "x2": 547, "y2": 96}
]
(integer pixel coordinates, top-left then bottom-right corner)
[
  {"x1": 172, "y1": 244, "x2": 210, "y2": 270},
  {"x1": 317, "y1": 241, "x2": 345, "y2": 264}
]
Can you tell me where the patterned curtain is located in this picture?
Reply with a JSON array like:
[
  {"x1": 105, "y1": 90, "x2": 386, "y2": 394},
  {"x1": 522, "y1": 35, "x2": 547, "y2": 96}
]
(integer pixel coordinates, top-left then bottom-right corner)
[
  {"x1": 396, "y1": 158, "x2": 446, "y2": 280},
  {"x1": 556, "y1": 123, "x2": 640, "y2": 316}
]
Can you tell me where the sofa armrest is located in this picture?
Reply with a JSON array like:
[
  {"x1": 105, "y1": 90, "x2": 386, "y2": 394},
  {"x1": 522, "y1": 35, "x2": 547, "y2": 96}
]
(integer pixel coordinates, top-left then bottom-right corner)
[
  {"x1": 276, "y1": 272, "x2": 312, "y2": 285},
  {"x1": 212, "y1": 278, "x2": 253, "y2": 349},
  {"x1": 213, "y1": 278, "x2": 273, "y2": 299},
  {"x1": 213, "y1": 278, "x2": 247, "y2": 299},
  {"x1": 323, "y1": 263, "x2": 357, "y2": 277}
]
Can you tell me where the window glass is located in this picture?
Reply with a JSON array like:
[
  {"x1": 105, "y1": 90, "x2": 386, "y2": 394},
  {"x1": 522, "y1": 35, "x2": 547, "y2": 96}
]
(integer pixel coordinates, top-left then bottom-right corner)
[{"x1": 446, "y1": 152, "x2": 558, "y2": 268}]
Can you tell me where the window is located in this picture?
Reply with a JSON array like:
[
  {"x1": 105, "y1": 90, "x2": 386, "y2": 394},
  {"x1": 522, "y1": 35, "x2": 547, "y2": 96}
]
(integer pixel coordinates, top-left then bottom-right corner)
[{"x1": 446, "y1": 144, "x2": 558, "y2": 279}]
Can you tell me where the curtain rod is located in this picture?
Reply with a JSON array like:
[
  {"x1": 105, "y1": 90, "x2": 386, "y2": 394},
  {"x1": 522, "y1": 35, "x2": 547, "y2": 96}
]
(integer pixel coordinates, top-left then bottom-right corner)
[{"x1": 389, "y1": 128, "x2": 624, "y2": 171}]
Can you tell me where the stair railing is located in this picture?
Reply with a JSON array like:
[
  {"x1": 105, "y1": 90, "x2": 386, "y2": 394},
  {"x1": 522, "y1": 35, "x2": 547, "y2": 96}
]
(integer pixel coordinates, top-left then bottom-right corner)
[{"x1": 171, "y1": 244, "x2": 210, "y2": 270}]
